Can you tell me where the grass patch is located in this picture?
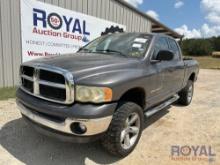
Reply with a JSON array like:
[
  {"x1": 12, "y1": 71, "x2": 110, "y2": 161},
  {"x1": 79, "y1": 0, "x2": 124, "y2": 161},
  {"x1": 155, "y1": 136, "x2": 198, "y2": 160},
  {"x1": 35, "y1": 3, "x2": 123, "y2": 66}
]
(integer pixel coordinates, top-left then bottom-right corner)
[
  {"x1": 185, "y1": 56, "x2": 220, "y2": 69},
  {"x1": 0, "y1": 87, "x2": 17, "y2": 100}
]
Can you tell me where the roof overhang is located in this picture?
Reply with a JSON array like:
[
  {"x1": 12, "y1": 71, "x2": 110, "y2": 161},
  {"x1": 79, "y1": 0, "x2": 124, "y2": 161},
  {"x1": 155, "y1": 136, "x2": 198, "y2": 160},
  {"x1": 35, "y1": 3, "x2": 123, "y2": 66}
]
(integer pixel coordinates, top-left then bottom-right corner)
[
  {"x1": 151, "y1": 21, "x2": 183, "y2": 39},
  {"x1": 116, "y1": 0, "x2": 183, "y2": 39}
]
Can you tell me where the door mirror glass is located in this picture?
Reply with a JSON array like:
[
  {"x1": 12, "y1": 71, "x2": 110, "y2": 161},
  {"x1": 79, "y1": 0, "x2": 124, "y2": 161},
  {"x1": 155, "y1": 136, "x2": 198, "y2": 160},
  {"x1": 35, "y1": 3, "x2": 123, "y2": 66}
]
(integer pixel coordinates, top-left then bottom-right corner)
[{"x1": 156, "y1": 50, "x2": 174, "y2": 61}]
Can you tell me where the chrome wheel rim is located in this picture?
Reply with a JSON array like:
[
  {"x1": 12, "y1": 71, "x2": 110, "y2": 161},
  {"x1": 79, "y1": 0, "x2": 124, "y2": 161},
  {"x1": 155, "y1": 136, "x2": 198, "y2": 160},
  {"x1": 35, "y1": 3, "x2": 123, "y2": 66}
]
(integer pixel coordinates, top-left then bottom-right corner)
[
  {"x1": 187, "y1": 85, "x2": 193, "y2": 102},
  {"x1": 120, "y1": 112, "x2": 140, "y2": 150}
]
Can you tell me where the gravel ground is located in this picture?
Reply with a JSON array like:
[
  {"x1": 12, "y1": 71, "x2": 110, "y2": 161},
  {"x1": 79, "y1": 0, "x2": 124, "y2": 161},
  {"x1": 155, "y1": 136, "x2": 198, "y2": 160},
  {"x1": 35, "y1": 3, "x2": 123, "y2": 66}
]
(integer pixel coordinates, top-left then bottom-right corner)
[{"x1": 0, "y1": 69, "x2": 220, "y2": 165}]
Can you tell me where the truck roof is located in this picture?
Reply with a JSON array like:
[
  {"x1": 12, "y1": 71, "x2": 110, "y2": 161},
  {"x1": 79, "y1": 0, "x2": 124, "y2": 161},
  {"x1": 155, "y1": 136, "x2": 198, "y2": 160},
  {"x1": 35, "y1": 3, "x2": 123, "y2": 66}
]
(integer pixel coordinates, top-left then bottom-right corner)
[{"x1": 110, "y1": 32, "x2": 176, "y2": 40}]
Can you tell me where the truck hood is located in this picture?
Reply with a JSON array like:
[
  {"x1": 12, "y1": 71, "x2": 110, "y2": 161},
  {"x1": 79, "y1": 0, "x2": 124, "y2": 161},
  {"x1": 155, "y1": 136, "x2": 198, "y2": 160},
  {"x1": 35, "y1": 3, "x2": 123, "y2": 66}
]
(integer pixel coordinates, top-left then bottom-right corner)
[{"x1": 25, "y1": 52, "x2": 141, "y2": 81}]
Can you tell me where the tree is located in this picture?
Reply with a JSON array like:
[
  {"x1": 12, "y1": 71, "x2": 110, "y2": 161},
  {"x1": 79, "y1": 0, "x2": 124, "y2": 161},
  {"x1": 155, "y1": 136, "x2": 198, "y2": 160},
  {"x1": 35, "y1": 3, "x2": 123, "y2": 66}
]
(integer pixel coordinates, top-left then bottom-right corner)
[
  {"x1": 210, "y1": 37, "x2": 220, "y2": 51},
  {"x1": 181, "y1": 38, "x2": 213, "y2": 56}
]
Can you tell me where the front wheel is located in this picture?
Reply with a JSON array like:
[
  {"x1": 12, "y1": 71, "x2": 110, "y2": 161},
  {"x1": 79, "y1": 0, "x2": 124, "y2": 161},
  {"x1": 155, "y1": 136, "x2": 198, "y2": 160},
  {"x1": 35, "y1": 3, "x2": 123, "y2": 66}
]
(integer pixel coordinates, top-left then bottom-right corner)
[
  {"x1": 178, "y1": 80, "x2": 194, "y2": 106},
  {"x1": 101, "y1": 102, "x2": 144, "y2": 157}
]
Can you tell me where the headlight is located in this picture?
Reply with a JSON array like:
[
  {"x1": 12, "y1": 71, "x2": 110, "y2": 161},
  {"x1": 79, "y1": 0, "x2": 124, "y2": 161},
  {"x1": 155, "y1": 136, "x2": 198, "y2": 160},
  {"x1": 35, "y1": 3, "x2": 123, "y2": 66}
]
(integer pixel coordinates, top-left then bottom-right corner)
[{"x1": 76, "y1": 85, "x2": 112, "y2": 103}]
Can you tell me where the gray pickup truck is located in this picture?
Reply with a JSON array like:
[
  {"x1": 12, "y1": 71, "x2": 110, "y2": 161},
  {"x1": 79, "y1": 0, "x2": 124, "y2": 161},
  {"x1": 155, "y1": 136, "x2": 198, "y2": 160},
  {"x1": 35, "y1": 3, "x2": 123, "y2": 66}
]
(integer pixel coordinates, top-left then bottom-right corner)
[{"x1": 16, "y1": 33, "x2": 199, "y2": 157}]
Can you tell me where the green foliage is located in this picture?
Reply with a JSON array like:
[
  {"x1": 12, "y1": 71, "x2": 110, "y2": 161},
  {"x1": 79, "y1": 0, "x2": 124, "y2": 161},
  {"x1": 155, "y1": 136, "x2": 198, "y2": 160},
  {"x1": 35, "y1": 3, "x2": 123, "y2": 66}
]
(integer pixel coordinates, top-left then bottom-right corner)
[
  {"x1": 0, "y1": 87, "x2": 17, "y2": 100},
  {"x1": 181, "y1": 39, "x2": 213, "y2": 56},
  {"x1": 181, "y1": 36, "x2": 220, "y2": 56},
  {"x1": 210, "y1": 37, "x2": 220, "y2": 51}
]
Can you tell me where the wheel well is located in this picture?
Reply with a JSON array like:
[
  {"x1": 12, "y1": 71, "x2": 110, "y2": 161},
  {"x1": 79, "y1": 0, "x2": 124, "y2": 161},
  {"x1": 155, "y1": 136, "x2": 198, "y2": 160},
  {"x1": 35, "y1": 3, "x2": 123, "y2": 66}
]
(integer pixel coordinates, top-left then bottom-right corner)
[
  {"x1": 189, "y1": 73, "x2": 196, "y2": 81},
  {"x1": 119, "y1": 88, "x2": 146, "y2": 109}
]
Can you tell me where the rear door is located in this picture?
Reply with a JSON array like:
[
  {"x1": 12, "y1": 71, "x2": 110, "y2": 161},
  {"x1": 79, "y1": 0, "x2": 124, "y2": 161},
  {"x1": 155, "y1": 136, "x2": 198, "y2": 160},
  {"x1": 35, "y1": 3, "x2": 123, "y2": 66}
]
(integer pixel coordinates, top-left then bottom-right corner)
[
  {"x1": 147, "y1": 37, "x2": 170, "y2": 107},
  {"x1": 166, "y1": 38, "x2": 185, "y2": 93}
]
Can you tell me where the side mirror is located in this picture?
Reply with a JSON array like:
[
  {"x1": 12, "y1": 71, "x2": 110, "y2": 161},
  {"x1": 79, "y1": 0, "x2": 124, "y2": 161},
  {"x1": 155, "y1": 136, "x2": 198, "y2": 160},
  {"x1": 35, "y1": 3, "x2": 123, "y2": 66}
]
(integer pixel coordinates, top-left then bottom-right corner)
[{"x1": 156, "y1": 50, "x2": 174, "y2": 61}]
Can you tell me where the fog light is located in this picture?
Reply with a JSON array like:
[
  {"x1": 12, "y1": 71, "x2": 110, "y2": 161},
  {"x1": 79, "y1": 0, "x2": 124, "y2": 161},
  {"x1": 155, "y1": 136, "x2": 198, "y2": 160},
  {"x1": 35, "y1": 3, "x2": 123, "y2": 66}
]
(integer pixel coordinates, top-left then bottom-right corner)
[{"x1": 70, "y1": 122, "x2": 87, "y2": 134}]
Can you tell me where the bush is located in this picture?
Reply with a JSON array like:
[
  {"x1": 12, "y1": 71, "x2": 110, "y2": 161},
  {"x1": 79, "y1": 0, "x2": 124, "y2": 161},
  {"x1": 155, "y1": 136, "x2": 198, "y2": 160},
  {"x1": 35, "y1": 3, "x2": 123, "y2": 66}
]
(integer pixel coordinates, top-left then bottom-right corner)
[
  {"x1": 181, "y1": 39, "x2": 213, "y2": 56},
  {"x1": 210, "y1": 37, "x2": 220, "y2": 51}
]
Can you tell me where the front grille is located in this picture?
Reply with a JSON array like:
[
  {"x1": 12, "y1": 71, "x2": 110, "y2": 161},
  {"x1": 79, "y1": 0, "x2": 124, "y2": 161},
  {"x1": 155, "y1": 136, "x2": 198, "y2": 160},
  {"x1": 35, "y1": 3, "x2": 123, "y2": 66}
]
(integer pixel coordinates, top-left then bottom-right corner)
[
  {"x1": 22, "y1": 66, "x2": 34, "y2": 77},
  {"x1": 20, "y1": 64, "x2": 74, "y2": 104},
  {"x1": 40, "y1": 69, "x2": 65, "y2": 84},
  {"x1": 40, "y1": 84, "x2": 66, "y2": 101},
  {"x1": 22, "y1": 78, "x2": 33, "y2": 93}
]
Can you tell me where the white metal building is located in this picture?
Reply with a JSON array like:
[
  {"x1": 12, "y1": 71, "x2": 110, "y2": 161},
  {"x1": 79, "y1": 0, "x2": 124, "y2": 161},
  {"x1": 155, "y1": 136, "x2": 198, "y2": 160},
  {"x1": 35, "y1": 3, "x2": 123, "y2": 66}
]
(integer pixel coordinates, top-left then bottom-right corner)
[{"x1": 0, "y1": 0, "x2": 181, "y2": 87}]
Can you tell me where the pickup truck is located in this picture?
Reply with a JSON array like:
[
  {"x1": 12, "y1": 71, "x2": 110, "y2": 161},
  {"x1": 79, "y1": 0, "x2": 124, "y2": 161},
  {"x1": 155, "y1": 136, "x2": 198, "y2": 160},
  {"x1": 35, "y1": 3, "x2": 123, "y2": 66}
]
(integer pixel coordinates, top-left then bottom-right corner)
[{"x1": 16, "y1": 33, "x2": 199, "y2": 157}]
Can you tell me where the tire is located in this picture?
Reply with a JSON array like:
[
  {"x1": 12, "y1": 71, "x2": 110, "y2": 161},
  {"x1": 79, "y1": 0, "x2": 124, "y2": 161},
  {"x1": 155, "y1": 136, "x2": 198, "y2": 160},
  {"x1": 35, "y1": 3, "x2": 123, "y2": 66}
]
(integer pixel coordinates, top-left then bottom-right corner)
[
  {"x1": 178, "y1": 80, "x2": 194, "y2": 106},
  {"x1": 101, "y1": 102, "x2": 144, "y2": 157}
]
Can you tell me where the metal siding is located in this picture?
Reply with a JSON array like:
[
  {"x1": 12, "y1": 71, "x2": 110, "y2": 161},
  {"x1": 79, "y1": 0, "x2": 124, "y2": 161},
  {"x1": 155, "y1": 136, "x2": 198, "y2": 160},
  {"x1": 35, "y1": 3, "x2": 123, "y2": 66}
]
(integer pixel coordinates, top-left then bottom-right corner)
[
  {"x1": 0, "y1": 0, "x2": 151, "y2": 87},
  {"x1": 133, "y1": 13, "x2": 137, "y2": 32},
  {"x1": 148, "y1": 21, "x2": 152, "y2": 32},
  {"x1": 11, "y1": 0, "x2": 22, "y2": 85},
  {"x1": 52, "y1": 0, "x2": 59, "y2": 6},
  {"x1": 108, "y1": 0, "x2": 114, "y2": 21},
  {"x1": 87, "y1": 0, "x2": 93, "y2": 16},
  {"x1": 116, "y1": 4, "x2": 120, "y2": 23},
  {"x1": 126, "y1": 10, "x2": 133, "y2": 32},
  {"x1": 65, "y1": 0, "x2": 72, "y2": 10},
  {"x1": 45, "y1": 0, "x2": 52, "y2": 4},
  {"x1": 105, "y1": 0, "x2": 110, "y2": 20},
  {"x1": 118, "y1": 5, "x2": 124, "y2": 24},
  {"x1": 141, "y1": 17, "x2": 146, "y2": 32},
  {"x1": 71, "y1": 0, "x2": 78, "y2": 11},
  {"x1": 123, "y1": 8, "x2": 129, "y2": 31},
  {"x1": 82, "y1": 0, "x2": 88, "y2": 14},
  {"x1": 121, "y1": 5, "x2": 125, "y2": 25},
  {"x1": 141, "y1": 17, "x2": 145, "y2": 32},
  {"x1": 58, "y1": 0, "x2": 65, "y2": 8},
  {"x1": 97, "y1": 0, "x2": 102, "y2": 18},
  {"x1": 1, "y1": 0, "x2": 14, "y2": 86},
  {"x1": 129, "y1": 11, "x2": 133, "y2": 32},
  {"x1": 113, "y1": 1, "x2": 117, "y2": 22},
  {"x1": 135, "y1": 14, "x2": 139, "y2": 32},
  {"x1": 132, "y1": 13, "x2": 136, "y2": 32},
  {"x1": 139, "y1": 17, "x2": 143, "y2": 32},
  {"x1": 93, "y1": 0, "x2": 98, "y2": 17},
  {"x1": 101, "y1": 0, "x2": 106, "y2": 19},
  {"x1": 77, "y1": 0, "x2": 83, "y2": 13},
  {"x1": 0, "y1": 1, "x2": 3, "y2": 87},
  {"x1": 137, "y1": 16, "x2": 141, "y2": 32},
  {"x1": 143, "y1": 21, "x2": 147, "y2": 33},
  {"x1": 129, "y1": 11, "x2": 133, "y2": 31},
  {"x1": 145, "y1": 18, "x2": 149, "y2": 32}
]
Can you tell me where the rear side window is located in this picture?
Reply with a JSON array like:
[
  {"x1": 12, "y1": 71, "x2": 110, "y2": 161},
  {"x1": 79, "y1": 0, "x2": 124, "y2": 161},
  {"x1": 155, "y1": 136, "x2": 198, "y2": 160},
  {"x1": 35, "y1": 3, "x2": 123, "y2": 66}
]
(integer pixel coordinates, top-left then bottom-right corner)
[
  {"x1": 168, "y1": 38, "x2": 180, "y2": 60},
  {"x1": 152, "y1": 37, "x2": 169, "y2": 59}
]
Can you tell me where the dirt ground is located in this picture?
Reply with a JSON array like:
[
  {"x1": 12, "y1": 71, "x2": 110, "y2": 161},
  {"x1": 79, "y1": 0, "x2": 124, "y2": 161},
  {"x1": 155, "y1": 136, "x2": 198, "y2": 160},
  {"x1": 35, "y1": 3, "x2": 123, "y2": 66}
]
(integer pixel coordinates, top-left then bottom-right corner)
[{"x1": 0, "y1": 69, "x2": 220, "y2": 165}]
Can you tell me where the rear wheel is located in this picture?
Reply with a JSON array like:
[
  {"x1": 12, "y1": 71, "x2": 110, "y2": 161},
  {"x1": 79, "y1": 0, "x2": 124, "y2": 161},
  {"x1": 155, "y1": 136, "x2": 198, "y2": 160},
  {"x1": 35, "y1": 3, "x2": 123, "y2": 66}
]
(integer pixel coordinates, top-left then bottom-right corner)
[
  {"x1": 101, "y1": 102, "x2": 143, "y2": 157},
  {"x1": 178, "y1": 80, "x2": 194, "y2": 106}
]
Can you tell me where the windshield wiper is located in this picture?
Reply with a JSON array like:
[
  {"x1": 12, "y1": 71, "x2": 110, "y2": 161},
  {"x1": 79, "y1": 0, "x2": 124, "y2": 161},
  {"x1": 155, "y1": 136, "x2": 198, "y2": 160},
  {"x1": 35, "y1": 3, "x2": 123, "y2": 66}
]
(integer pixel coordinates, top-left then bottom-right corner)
[
  {"x1": 95, "y1": 49, "x2": 126, "y2": 57},
  {"x1": 78, "y1": 48, "x2": 92, "y2": 53}
]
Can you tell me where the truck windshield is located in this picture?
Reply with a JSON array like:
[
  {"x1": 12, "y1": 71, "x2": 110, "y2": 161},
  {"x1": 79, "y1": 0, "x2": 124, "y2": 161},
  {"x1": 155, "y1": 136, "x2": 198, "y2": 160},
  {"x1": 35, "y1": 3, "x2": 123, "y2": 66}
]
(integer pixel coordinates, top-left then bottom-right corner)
[{"x1": 79, "y1": 33, "x2": 152, "y2": 58}]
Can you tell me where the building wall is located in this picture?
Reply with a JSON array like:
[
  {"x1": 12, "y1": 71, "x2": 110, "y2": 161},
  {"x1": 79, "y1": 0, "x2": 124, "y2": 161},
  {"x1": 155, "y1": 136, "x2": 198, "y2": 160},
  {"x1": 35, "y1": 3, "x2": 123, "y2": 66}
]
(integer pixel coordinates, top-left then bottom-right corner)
[{"x1": 0, "y1": 0, "x2": 152, "y2": 87}]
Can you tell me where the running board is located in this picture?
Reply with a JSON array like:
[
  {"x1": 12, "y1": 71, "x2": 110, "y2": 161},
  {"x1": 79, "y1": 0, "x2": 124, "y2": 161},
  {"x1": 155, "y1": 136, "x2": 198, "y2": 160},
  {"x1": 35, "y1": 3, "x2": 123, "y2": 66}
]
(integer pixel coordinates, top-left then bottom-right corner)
[{"x1": 144, "y1": 95, "x2": 179, "y2": 117}]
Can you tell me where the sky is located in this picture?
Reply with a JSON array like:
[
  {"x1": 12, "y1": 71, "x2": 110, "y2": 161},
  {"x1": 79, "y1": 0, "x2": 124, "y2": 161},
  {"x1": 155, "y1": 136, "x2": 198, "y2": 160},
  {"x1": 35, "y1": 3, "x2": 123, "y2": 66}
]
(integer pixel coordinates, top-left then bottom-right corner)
[{"x1": 124, "y1": 0, "x2": 220, "y2": 38}]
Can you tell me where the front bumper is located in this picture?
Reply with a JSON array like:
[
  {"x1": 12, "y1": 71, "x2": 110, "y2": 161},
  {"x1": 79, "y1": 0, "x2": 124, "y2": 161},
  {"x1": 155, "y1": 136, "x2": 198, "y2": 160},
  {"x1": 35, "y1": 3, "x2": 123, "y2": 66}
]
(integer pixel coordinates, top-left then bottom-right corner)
[
  {"x1": 17, "y1": 100, "x2": 112, "y2": 136},
  {"x1": 22, "y1": 115, "x2": 104, "y2": 143},
  {"x1": 16, "y1": 88, "x2": 117, "y2": 140}
]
